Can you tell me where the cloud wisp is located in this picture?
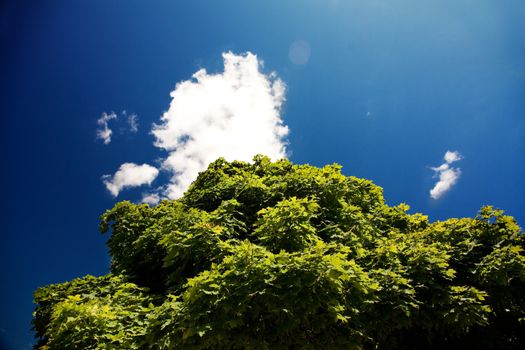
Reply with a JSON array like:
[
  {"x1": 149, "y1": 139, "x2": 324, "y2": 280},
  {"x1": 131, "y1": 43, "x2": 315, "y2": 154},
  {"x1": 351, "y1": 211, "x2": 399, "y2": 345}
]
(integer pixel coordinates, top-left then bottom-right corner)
[
  {"x1": 96, "y1": 111, "x2": 139, "y2": 144},
  {"x1": 96, "y1": 112, "x2": 117, "y2": 144},
  {"x1": 102, "y1": 163, "x2": 159, "y2": 197},
  {"x1": 128, "y1": 113, "x2": 139, "y2": 133},
  {"x1": 429, "y1": 151, "x2": 463, "y2": 200}
]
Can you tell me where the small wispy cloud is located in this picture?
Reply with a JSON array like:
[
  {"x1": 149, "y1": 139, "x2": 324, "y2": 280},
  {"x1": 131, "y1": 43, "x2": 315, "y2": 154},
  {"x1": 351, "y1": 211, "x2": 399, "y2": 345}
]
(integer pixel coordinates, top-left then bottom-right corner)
[
  {"x1": 128, "y1": 113, "x2": 139, "y2": 133},
  {"x1": 429, "y1": 150, "x2": 463, "y2": 199},
  {"x1": 444, "y1": 150, "x2": 462, "y2": 164},
  {"x1": 102, "y1": 163, "x2": 159, "y2": 197},
  {"x1": 96, "y1": 111, "x2": 139, "y2": 144},
  {"x1": 96, "y1": 112, "x2": 117, "y2": 144}
]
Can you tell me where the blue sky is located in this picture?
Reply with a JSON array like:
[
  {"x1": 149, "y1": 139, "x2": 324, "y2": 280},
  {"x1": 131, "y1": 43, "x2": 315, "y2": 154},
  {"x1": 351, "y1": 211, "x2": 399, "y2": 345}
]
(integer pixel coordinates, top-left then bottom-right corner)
[{"x1": 1, "y1": 1, "x2": 524, "y2": 348}]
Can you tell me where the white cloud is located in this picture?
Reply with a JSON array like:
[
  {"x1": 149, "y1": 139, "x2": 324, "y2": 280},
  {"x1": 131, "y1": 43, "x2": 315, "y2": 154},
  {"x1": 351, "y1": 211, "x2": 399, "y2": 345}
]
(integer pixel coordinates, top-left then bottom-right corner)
[
  {"x1": 97, "y1": 111, "x2": 139, "y2": 144},
  {"x1": 128, "y1": 113, "x2": 139, "y2": 133},
  {"x1": 444, "y1": 150, "x2": 462, "y2": 164},
  {"x1": 429, "y1": 150, "x2": 463, "y2": 199},
  {"x1": 150, "y1": 51, "x2": 289, "y2": 199},
  {"x1": 102, "y1": 163, "x2": 159, "y2": 197},
  {"x1": 141, "y1": 192, "x2": 161, "y2": 205},
  {"x1": 101, "y1": 52, "x2": 289, "y2": 200},
  {"x1": 96, "y1": 112, "x2": 117, "y2": 144}
]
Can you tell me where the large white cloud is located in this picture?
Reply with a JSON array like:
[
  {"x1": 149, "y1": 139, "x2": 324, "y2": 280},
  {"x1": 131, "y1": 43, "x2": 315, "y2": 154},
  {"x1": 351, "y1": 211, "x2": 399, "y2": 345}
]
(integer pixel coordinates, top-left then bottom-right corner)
[
  {"x1": 430, "y1": 151, "x2": 462, "y2": 199},
  {"x1": 150, "y1": 51, "x2": 289, "y2": 200},
  {"x1": 102, "y1": 163, "x2": 159, "y2": 197},
  {"x1": 101, "y1": 52, "x2": 289, "y2": 202}
]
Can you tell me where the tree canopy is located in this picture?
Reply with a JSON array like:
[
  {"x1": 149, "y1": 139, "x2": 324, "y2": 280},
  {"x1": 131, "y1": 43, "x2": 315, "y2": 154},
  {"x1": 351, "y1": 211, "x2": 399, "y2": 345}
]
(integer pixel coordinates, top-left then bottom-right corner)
[{"x1": 33, "y1": 156, "x2": 525, "y2": 349}]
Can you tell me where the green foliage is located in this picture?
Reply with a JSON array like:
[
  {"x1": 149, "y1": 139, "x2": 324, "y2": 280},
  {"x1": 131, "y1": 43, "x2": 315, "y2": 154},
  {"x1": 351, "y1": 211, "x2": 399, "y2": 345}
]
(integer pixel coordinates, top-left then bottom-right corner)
[
  {"x1": 149, "y1": 241, "x2": 372, "y2": 349},
  {"x1": 33, "y1": 156, "x2": 525, "y2": 349},
  {"x1": 253, "y1": 197, "x2": 320, "y2": 253},
  {"x1": 32, "y1": 275, "x2": 153, "y2": 349}
]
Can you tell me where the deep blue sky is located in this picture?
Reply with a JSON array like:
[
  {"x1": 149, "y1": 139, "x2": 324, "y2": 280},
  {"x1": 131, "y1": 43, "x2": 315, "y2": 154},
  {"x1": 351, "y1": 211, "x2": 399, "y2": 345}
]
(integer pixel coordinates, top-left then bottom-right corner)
[{"x1": 1, "y1": 1, "x2": 524, "y2": 348}]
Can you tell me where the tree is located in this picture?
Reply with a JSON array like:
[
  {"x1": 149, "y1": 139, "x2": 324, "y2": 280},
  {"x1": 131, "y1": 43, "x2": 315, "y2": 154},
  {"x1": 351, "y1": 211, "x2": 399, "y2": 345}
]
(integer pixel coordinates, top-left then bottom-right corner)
[{"x1": 33, "y1": 156, "x2": 525, "y2": 349}]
